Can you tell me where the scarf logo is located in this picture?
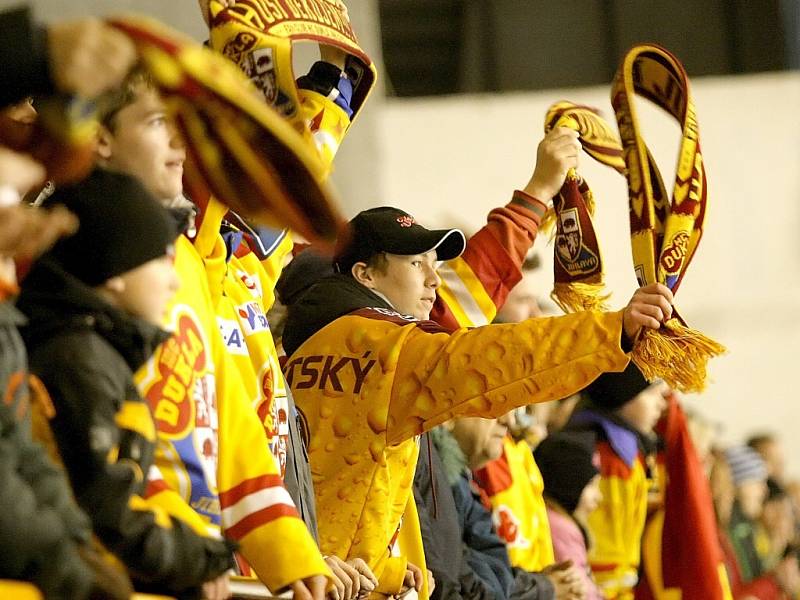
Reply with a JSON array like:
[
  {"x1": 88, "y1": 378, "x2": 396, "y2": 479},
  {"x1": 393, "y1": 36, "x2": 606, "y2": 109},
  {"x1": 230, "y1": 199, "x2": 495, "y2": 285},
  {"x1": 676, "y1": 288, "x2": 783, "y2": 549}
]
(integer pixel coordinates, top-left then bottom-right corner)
[
  {"x1": 396, "y1": 215, "x2": 414, "y2": 228},
  {"x1": 555, "y1": 208, "x2": 600, "y2": 276},
  {"x1": 660, "y1": 231, "x2": 689, "y2": 277},
  {"x1": 222, "y1": 31, "x2": 258, "y2": 63}
]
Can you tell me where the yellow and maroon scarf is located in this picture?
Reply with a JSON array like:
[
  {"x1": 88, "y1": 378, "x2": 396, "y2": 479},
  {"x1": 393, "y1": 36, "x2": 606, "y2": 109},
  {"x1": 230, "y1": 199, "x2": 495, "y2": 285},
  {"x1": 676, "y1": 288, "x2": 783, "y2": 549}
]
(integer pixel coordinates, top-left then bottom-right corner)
[
  {"x1": 109, "y1": 16, "x2": 343, "y2": 248},
  {"x1": 612, "y1": 44, "x2": 724, "y2": 392},
  {"x1": 541, "y1": 101, "x2": 625, "y2": 313},
  {"x1": 207, "y1": 0, "x2": 377, "y2": 171}
]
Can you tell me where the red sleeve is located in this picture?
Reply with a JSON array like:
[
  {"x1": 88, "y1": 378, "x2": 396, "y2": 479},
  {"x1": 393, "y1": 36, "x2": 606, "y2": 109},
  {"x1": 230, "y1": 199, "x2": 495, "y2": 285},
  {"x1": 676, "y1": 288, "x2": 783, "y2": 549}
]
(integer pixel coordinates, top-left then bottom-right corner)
[{"x1": 430, "y1": 190, "x2": 546, "y2": 330}]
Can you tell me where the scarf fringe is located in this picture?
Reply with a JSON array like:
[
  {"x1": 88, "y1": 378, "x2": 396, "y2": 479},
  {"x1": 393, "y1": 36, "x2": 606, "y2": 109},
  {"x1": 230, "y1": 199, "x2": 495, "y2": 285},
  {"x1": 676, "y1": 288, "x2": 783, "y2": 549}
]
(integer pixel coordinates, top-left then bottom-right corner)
[
  {"x1": 551, "y1": 281, "x2": 610, "y2": 313},
  {"x1": 632, "y1": 319, "x2": 726, "y2": 394}
]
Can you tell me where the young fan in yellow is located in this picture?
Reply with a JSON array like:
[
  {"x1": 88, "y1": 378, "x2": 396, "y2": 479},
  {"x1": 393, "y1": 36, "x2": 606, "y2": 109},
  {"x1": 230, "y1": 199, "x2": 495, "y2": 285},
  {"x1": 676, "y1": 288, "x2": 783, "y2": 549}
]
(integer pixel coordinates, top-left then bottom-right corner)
[
  {"x1": 282, "y1": 202, "x2": 676, "y2": 597},
  {"x1": 474, "y1": 434, "x2": 556, "y2": 572},
  {"x1": 564, "y1": 363, "x2": 668, "y2": 599},
  {"x1": 95, "y1": 71, "x2": 331, "y2": 600}
]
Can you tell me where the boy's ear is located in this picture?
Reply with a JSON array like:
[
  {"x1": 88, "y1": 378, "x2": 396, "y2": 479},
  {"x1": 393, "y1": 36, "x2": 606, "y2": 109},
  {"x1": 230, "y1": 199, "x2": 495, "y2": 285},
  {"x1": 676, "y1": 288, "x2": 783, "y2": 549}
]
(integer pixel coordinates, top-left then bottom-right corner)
[
  {"x1": 95, "y1": 124, "x2": 114, "y2": 161},
  {"x1": 351, "y1": 262, "x2": 374, "y2": 288},
  {"x1": 103, "y1": 276, "x2": 126, "y2": 294}
]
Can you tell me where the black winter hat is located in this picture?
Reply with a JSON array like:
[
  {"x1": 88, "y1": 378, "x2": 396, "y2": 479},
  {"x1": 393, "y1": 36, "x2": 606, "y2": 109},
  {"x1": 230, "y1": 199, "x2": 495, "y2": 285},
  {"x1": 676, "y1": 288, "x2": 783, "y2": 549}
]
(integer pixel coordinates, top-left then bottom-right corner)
[
  {"x1": 44, "y1": 169, "x2": 177, "y2": 286},
  {"x1": 334, "y1": 206, "x2": 466, "y2": 273},
  {"x1": 583, "y1": 362, "x2": 651, "y2": 411},
  {"x1": 534, "y1": 430, "x2": 599, "y2": 514}
]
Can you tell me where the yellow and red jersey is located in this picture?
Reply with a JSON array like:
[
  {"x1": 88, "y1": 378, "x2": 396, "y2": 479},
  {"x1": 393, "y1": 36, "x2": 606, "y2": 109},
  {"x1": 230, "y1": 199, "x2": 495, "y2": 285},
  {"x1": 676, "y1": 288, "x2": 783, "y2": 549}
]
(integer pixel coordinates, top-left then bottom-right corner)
[
  {"x1": 474, "y1": 437, "x2": 555, "y2": 571},
  {"x1": 135, "y1": 233, "x2": 330, "y2": 592}
]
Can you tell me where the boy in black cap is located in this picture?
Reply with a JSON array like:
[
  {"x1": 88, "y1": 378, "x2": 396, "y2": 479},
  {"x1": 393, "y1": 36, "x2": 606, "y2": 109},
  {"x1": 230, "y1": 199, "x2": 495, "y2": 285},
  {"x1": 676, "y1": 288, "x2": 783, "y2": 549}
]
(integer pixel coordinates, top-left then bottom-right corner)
[
  {"x1": 17, "y1": 169, "x2": 237, "y2": 598},
  {"x1": 535, "y1": 431, "x2": 604, "y2": 600},
  {"x1": 282, "y1": 196, "x2": 675, "y2": 596},
  {"x1": 564, "y1": 363, "x2": 668, "y2": 599}
]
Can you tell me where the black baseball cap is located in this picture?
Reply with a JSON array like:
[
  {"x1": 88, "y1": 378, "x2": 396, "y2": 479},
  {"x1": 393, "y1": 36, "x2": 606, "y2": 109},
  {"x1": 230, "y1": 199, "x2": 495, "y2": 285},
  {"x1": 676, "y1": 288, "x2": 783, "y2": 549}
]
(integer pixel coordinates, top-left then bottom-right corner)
[{"x1": 334, "y1": 207, "x2": 466, "y2": 273}]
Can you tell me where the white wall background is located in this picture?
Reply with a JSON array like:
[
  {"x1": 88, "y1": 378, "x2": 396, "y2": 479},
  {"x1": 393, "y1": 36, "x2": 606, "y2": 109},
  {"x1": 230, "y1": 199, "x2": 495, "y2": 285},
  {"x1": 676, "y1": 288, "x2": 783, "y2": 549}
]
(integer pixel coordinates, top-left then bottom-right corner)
[{"x1": 370, "y1": 72, "x2": 800, "y2": 473}]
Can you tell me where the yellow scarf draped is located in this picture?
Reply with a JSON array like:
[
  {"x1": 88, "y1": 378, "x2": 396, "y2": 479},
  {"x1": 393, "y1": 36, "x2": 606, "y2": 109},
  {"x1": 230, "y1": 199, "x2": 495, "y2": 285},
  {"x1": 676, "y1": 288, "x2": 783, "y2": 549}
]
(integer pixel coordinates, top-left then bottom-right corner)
[{"x1": 612, "y1": 44, "x2": 724, "y2": 393}]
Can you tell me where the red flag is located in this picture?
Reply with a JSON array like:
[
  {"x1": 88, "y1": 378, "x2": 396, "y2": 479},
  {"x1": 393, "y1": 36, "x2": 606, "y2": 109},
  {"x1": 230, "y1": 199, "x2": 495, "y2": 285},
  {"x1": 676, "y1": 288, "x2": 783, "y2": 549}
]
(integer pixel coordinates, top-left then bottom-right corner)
[{"x1": 636, "y1": 394, "x2": 732, "y2": 600}]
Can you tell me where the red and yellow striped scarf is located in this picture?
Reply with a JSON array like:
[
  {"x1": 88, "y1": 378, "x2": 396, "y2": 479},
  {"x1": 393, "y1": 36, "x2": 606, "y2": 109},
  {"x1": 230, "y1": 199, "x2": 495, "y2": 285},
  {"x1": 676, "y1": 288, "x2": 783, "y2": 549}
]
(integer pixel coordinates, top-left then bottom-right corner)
[
  {"x1": 612, "y1": 44, "x2": 724, "y2": 393},
  {"x1": 109, "y1": 16, "x2": 344, "y2": 248},
  {"x1": 544, "y1": 45, "x2": 723, "y2": 392},
  {"x1": 541, "y1": 101, "x2": 625, "y2": 313}
]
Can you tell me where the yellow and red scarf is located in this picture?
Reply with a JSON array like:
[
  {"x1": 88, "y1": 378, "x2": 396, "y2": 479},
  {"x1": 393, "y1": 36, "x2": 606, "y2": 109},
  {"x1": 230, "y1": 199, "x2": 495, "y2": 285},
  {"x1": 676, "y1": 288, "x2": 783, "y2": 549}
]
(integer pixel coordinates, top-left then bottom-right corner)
[
  {"x1": 108, "y1": 16, "x2": 343, "y2": 248},
  {"x1": 207, "y1": 0, "x2": 377, "y2": 171},
  {"x1": 542, "y1": 102, "x2": 625, "y2": 313},
  {"x1": 612, "y1": 44, "x2": 724, "y2": 393}
]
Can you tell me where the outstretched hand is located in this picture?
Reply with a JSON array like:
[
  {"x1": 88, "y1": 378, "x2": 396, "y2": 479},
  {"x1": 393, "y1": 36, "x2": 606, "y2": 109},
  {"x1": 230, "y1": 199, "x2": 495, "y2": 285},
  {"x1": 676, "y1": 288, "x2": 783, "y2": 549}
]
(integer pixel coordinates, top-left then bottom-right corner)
[{"x1": 622, "y1": 283, "x2": 674, "y2": 342}]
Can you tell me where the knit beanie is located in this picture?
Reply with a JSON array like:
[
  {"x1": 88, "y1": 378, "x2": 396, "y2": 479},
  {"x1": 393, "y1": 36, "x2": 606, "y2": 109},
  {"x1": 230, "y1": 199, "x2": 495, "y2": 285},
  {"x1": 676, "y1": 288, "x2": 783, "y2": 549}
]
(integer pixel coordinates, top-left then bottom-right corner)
[
  {"x1": 725, "y1": 446, "x2": 767, "y2": 486},
  {"x1": 583, "y1": 362, "x2": 651, "y2": 411},
  {"x1": 534, "y1": 430, "x2": 599, "y2": 514},
  {"x1": 43, "y1": 169, "x2": 177, "y2": 286}
]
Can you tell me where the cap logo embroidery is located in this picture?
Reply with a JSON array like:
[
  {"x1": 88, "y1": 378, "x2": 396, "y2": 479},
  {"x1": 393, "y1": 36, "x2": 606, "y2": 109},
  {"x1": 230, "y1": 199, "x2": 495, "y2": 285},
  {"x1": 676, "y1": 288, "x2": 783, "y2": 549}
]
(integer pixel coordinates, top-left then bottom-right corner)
[{"x1": 396, "y1": 215, "x2": 415, "y2": 228}]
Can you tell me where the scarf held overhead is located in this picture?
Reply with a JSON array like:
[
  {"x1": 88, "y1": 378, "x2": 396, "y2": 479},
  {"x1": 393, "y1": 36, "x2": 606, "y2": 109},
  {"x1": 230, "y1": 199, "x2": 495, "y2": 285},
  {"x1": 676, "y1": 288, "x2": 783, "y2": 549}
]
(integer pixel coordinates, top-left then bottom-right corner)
[
  {"x1": 541, "y1": 102, "x2": 625, "y2": 313},
  {"x1": 611, "y1": 44, "x2": 724, "y2": 393},
  {"x1": 208, "y1": 0, "x2": 377, "y2": 169}
]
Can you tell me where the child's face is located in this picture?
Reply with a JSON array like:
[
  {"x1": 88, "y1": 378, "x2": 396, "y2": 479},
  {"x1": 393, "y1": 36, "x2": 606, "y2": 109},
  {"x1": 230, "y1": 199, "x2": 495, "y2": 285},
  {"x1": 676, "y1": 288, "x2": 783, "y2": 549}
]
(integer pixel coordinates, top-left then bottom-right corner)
[
  {"x1": 98, "y1": 87, "x2": 185, "y2": 201},
  {"x1": 618, "y1": 381, "x2": 669, "y2": 434},
  {"x1": 112, "y1": 251, "x2": 179, "y2": 325},
  {"x1": 359, "y1": 251, "x2": 440, "y2": 320}
]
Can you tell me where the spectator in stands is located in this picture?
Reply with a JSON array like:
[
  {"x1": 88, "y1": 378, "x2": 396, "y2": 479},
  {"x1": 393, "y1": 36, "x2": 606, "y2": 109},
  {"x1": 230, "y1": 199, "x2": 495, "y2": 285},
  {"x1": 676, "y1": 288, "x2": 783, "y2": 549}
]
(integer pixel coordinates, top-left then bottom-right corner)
[
  {"x1": 725, "y1": 445, "x2": 770, "y2": 583},
  {"x1": 535, "y1": 431, "x2": 604, "y2": 600},
  {"x1": 748, "y1": 433, "x2": 787, "y2": 485},
  {"x1": 94, "y1": 69, "x2": 332, "y2": 600},
  {"x1": 564, "y1": 363, "x2": 668, "y2": 599},
  {"x1": 17, "y1": 170, "x2": 238, "y2": 598},
  {"x1": 757, "y1": 480, "x2": 795, "y2": 571},
  {"x1": 439, "y1": 416, "x2": 585, "y2": 599}
]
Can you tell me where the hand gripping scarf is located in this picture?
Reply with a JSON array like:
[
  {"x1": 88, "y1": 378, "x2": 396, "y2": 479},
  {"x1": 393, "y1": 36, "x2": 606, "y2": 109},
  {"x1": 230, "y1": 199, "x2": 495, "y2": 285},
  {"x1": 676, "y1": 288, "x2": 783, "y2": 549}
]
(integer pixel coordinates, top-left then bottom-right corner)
[
  {"x1": 611, "y1": 44, "x2": 724, "y2": 393},
  {"x1": 108, "y1": 16, "x2": 343, "y2": 248},
  {"x1": 540, "y1": 101, "x2": 625, "y2": 313},
  {"x1": 207, "y1": 0, "x2": 377, "y2": 172}
]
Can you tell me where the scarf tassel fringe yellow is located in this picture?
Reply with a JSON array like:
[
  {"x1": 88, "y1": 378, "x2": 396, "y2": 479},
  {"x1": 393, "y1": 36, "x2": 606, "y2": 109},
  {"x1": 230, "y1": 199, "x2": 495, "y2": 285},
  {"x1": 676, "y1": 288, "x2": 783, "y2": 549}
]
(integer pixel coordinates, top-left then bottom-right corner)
[{"x1": 632, "y1": 319, "x2": 726, "y2": 393}]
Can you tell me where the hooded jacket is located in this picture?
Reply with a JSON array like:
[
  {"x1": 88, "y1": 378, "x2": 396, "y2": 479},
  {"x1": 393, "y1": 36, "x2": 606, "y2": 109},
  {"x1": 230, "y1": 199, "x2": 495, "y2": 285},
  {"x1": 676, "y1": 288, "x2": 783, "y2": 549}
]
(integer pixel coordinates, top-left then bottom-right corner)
[
  {"x1": 18, "y1": 257, "x2": 236, "y2": 597},
  {"x1": 283, "y1": 267, "x2": 630, "y2": 593}
]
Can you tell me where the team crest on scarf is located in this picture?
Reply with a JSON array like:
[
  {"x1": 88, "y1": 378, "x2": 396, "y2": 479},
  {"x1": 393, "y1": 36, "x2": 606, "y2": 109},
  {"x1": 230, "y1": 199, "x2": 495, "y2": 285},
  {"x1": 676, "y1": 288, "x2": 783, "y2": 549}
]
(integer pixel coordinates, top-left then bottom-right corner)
[{"x1": 555, "y1": 207, "x2": 600, "y2": 276}]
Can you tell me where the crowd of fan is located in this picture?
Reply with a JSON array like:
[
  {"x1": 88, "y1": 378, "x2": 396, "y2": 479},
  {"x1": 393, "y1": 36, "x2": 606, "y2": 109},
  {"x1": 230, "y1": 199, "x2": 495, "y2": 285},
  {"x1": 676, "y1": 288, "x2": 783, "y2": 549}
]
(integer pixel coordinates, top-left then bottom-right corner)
[{"x1": 0, "y1": 2, "x2": 795, "y2": 600}]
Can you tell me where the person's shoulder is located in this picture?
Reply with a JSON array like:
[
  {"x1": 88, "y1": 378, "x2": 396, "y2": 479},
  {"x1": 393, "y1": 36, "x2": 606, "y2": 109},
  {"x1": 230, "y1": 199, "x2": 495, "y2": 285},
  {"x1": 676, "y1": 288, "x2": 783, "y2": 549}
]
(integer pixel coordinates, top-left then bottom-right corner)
[{"x1": 30, "y1": 328, "x2": 125, "y2": 383}]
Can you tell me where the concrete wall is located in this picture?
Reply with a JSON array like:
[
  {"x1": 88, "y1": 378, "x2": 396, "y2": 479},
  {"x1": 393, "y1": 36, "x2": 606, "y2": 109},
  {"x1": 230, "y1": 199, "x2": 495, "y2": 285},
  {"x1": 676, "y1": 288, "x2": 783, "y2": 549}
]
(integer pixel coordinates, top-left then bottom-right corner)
[{"x1": 376, "y1": 72, "x2": 800, "y2": 471}]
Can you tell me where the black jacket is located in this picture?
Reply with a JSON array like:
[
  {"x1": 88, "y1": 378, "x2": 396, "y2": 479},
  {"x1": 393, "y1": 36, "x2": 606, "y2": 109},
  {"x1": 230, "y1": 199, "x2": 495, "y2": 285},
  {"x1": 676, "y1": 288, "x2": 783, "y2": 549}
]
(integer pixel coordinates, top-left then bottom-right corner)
[
  {"x1": 18, "y1": 259, "x2": 235, "y2": 598},
  {"x1": 415, "y1": 432, "x2": 496, "y2": 600},
  {"x1": 0, "y1": 301, "x2": 94, "y2": 598}
]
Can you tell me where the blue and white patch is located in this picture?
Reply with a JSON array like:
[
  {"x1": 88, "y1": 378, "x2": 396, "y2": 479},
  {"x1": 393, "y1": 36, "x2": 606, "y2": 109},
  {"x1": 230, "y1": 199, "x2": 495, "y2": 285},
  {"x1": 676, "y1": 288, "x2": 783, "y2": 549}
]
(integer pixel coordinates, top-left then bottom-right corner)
[
  {"x1": 217, "y1": 318, "x2": 248, "y2": 356},
  {"x1": 236, "y1": 302, "x2": 270, "y2": 335}
]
